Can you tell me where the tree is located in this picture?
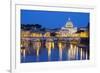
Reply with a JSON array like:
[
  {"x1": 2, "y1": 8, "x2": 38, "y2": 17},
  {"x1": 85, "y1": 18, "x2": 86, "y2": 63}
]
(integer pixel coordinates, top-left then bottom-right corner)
[
  {"x1": 50, "y1": 32, "x2": 56, "y2": 37},
  {"x1": 35, "y1": 24, "x2": 42, "y2": 29}
]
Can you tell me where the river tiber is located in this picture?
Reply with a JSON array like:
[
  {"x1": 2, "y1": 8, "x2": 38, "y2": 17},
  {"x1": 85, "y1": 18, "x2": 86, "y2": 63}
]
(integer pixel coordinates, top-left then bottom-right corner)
[{"x1": 21, "y1": 18, "x2": 89, "y2": 63}]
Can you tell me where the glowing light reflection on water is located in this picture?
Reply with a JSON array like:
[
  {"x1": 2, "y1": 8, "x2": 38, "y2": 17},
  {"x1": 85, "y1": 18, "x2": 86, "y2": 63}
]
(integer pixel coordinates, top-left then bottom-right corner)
[{"x1": 21, "y1": 38, "x2": 89, "y2": 63}]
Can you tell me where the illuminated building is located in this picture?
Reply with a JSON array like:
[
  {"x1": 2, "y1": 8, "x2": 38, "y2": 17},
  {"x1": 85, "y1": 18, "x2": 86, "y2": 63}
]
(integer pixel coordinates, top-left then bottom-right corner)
[
  {"x1": 77, "y1": 28, "x2": 89, "y2": 38},
  {"x1": 21, "y1": 30, "x2": 30, "y2": 38},
  {"x1": 58, "y1": 18, "x2": 77, "y2": 37}
]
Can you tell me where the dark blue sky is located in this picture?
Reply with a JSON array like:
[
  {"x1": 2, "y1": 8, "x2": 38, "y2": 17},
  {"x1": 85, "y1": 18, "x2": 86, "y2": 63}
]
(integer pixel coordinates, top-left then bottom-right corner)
[{"x1": 21, "y1": 10, "x2": 90, "y2": 29}]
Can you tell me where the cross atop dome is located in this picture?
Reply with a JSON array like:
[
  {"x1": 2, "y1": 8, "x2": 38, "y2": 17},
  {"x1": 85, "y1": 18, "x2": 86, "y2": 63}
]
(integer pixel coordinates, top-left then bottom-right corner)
[{"x1": 68, "y1": 17, "x2": 71, "y2": 21}]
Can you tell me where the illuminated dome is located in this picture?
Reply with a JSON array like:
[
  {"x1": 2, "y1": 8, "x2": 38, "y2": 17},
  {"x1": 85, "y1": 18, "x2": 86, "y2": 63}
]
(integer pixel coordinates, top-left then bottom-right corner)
[
  {"x1": 60, "y1": 17, "x2": 77, "y2": 34},
  {"x1": 65, "y1": 18, "x2": 73, "y2": 28}
]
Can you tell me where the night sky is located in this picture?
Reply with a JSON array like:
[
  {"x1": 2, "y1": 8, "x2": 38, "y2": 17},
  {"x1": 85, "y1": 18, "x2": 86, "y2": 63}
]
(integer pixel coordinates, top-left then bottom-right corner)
[{"x1": 21, "y1": 10, "x2": 90, "y2": 29}]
